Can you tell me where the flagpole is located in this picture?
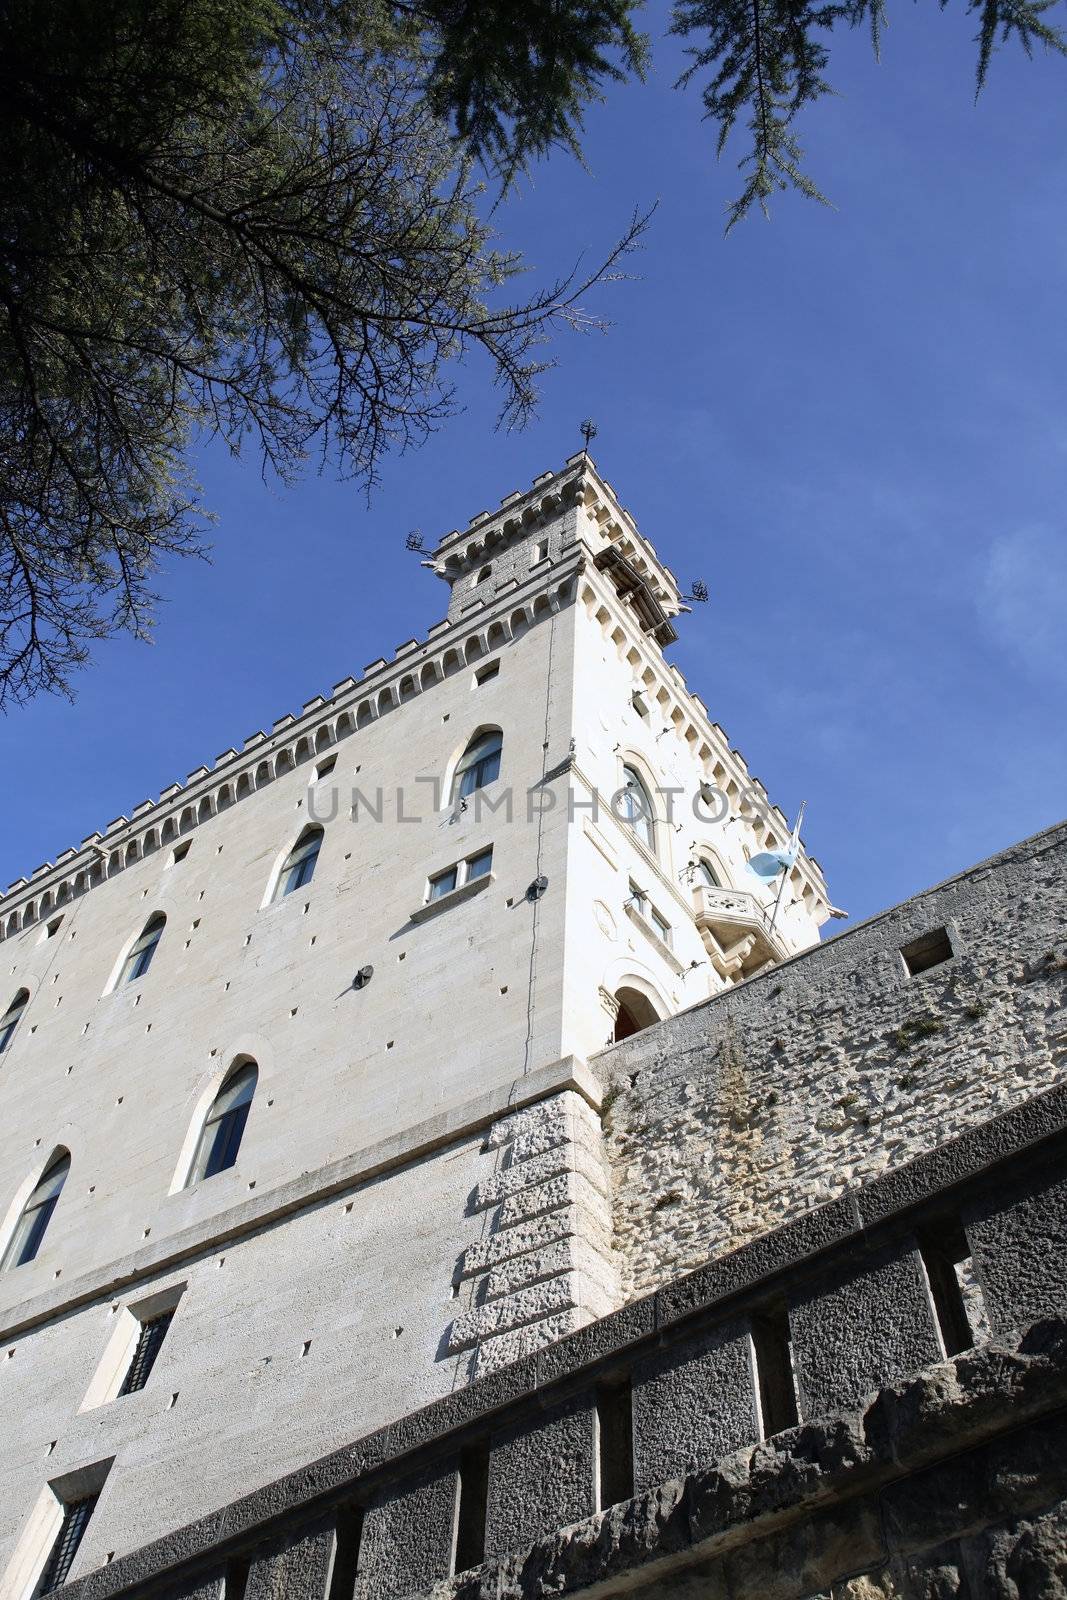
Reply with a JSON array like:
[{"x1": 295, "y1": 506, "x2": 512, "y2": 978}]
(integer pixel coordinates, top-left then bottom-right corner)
[{"x1": 768, "y1": 801, "x2": 805, "y2": 936}]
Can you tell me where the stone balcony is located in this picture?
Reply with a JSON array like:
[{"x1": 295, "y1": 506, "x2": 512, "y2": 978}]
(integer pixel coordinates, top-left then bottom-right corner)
[{"x1": 691, "y1": 883, "x2": 790, "y2": 982}]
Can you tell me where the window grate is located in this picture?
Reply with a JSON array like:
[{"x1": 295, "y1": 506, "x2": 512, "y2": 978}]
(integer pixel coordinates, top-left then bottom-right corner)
[
  {"x1": 36, "y1": 1495, "x2": 98, "y2": 1595},
  {"x1": 118, "y1": 1310, "x2": 175, "y2": 1396}
]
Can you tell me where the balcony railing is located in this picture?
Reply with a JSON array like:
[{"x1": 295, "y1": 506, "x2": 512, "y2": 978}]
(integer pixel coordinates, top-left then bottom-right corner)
[{"x1": 691, "y1": 883, "x2": 790, "y2": 981}]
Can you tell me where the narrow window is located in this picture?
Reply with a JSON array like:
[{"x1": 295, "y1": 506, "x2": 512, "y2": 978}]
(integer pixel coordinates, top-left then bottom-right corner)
[
  {"x1": 118, "y1": 1310, "x2": 175, "y2": 1396},
  {"x1": 428, "y1": 866, "x2": 459, "y2": 902},
  {"x1": 187, "y1": 1063, "x2": 257, "y2": 1186},
  {"x1": 901, "y1": 927, "x2": 954, "y2": 977},
  {"x1": 465, "y1": 847, "x2": 493, "y2": 882},
  {"x1": 0, "y1": 988, "x2": 29, "y2": 1054},
  {"x1": 35, "y1": 1493, "x2": 100, "y2": 1595},
  {"x1": 596, "y1": 1378, "x2": 634, "y2": 1509},
  {"x1": 625, "y1": 881, "x2": 647, "y2": 917},
  {"x1": 225, "y1": 1558, "x2": 251, "y2": 1600},
  {"x1": 453, "y1": 730, "x2": 503, "y2": 802},
  {"x1": 121, "y1": 914, "x2": 165, "y2": 985},
  {"x1": 327, "y1": 1504, "x2": 363, "y2": 1600},
  {"x1": 919, "y1": 1220, "x2": 987, "y2": 1356},
  {"x1": 650, "y1": 906, "x2": 672, "y2": 947},
  {"x1": 2, "y1": 1151, "x2": 70, "y2": 1271},
  {"x1": 620, "y1": 766, "x2": 656, "y2": 854},
  {"x1": 453, "y1": 1440, "x2": 489, "y2": 1573},
  {"x1": 630, "y1": 689, "x2": 649, "y2": 718},
  {"x1": 475, "y1": 661, "x2": 500, "y2": 686},
  {"x1": 750, "y1": 1301, "x2": 799, "y2": 1437},
  {"x1": 697, "y1": 859, "x2": 722, "y2": 889},
  {"x1": 473, "y1": 565, "x2": 492, "y2": 587},
  {"x1": 533, "y1": 539, "x2": 549, "y2": 563},
  {"x1": 273, "y1": 828, "x2": 323, "y2": 901}
]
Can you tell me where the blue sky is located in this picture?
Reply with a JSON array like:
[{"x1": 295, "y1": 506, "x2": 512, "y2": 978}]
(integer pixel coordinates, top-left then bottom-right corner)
[{"x1": 2, "y1": 3, "x2": 1065, "y2": 925}]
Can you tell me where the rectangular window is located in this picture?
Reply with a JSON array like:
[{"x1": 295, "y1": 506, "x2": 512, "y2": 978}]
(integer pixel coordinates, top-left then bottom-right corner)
[
  {"x1": 35, "y1": 1494, "x2": 99, "y2": 1595},
  {"x1": 168, "y1": 840, "x2": 192, "y2": 867},
  {"x1": 475, "y1": 660, "x2": 500, "y2": 685},
  {"x1": 919, "y1": 1220, "x2": 987, "y2": 1356},
  {"x1": 428, "y1": 866, "x2": 459, "y2": 902},
  {"x1": 626, "y1": 881, "x2": 647, "y2": 916},
  {"x1": 900, "y1": 927, "x2": 953, "y2": 976},
  {"x1": 596, "y1": 1378, "x2": 634, "y2": 1509},
  {"x1": 750, "y1": 1301, "x2": 799, "y2": 1438},
  {"x1": 465, "y1": 848, "x2": 493, "y2": 882},
  {"x1": 327, "y1": 1504, "x2": 363, "y2": 1600},
  {"x1": 533, "y1": 539, "x2": 549, "y2": 563},
  {"x1": 315, "y1": 755, "x2": 337, "y2": 781},
  {"x1": 118, "y1": 1310, "x2": 175, "y2": 1396},
  {"x1": 650, "y1": 907, "x2": 672, "y2": 947},
  {"x1": 453, "y1": 1440, "x2": 489, "y2": 1573},
  {"x1": 224, "y1": 1558, "x2": 250, "y2": 1600}
]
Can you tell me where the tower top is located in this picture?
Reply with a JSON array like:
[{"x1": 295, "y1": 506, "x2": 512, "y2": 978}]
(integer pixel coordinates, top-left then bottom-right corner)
[{"x1": 429, "y1": 452, "x2": 682, "y2": 625}]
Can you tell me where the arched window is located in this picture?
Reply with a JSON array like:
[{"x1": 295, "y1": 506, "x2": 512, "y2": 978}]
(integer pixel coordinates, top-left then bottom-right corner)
[
  {"x1": 272, "y1": 827, "x2": 323, "y2": 901},
  {"x1": 697, "y1": 859, "x2": 722, "y2": 889},
  {"x1": 453, "y1": 729, "x2": 502, "y2": 802},
  {"x1": 187, "y1": 1062, "x2": 258, "y2": 1185},
  {"x1": 2, "y1": 1150, "x2": 70, "y2": 1270},
  {"x1": 0, "y1": 988, "x2": 28, "y2": 1054},
  {"x1": 120, "y1": 914, "x2": 166, "y2": 984},
  {"x1": 620, "y1": 766, "x2": 656, "y2": 854}
]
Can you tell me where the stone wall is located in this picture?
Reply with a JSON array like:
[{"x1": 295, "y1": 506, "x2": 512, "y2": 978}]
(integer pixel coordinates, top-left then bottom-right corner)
[
  {"x1": 33, "y1": 1077, "x2": 1067, "y2": 1600},
  {"x1": 593, "y1": 820, "x2": 1067, "y2": 1300}
]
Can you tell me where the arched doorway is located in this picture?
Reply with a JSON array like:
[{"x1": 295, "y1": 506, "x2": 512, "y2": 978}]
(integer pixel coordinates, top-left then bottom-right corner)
[{"x1": 613, "y1": 986, "x2": 662, "y2": 1043}]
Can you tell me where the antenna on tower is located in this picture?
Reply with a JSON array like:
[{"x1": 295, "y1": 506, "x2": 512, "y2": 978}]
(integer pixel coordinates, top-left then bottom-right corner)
[
  {"x1": 579, "y1": 419, "x2": 598, "y2": 457},
  {"x1": 404, "y1": 529, "x2": 424, "y2": 553}
]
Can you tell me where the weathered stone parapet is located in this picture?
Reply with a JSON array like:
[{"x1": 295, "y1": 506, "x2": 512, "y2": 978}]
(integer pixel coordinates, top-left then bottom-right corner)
[
  {"x1": 418, "y1": 1320, "x2": 1067, "y2": 1600},
  {"x1": 451, "y1": 1090, "x2": 619, "y2": 1375},
  {"x1": 47, "y1": 1085, "x2": 1067, "y2": 1600}
]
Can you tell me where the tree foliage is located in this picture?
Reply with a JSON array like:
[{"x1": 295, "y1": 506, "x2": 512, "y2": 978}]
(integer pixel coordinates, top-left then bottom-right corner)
[
  {"x1": 0, "y1": 0, "x2": 647, "y2": 707},
  {"x1": 1, "y1": 0, "x2": 1062, "y2": 706},
  {"x1": 672, "y1": 0, "x2": 1066, "y2": 230}
]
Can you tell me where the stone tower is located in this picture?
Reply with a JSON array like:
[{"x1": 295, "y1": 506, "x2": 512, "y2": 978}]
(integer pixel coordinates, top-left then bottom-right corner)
[
  {"x1": 0, "y1": 452, "x2": 834, "y2": 1590},
  {"x1": 2, "y1": 454, "x2": 1066, "y2": 1600}
]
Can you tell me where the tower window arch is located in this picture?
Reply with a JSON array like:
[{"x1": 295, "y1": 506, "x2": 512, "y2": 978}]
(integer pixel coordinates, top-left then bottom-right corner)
[
  {"x1": 272, "y1": 827, "x2": 323, "y2": 901},
  {"x1": 187, "y1": 1061, "x2": 258, "y2": 1186},
  {"x1": 120, "y1": 914, "x2": 166, "y2": 985},
  {"x1": 620, "y1": 765, "x2": 656, "y2": 855},
  {"x1": 697, "y1": 858, "x2": 723, "y2": 889},
  {"x1": 453, "y1": 729, "x2": 502, "y2": 802},
  {"x1": 2, "y1": 1150, "x2": 70, "y2": 1270},
  {"x1": 0, "y1": 988, "x2": 29, "y2": 1053}
]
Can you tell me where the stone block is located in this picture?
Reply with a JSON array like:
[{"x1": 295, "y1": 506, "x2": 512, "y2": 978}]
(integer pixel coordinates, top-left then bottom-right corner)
[
  {"x1": 789, "y1": 1241, "x2": 942, "y2": 1419},
  {"x1": 246, "y1": 1519, "x2": 334, "y2": 1600},
  {"x1": 460, "y1": 1204, "x2": 605, "y2": 1278},
  {"x1": 449, "y1": 1273, "x2": 580, "y2": 1353},
  {"x1": 472, "y1": 1142, "x2": 607, "y2": 1212},
  {"x1": 484, "y1": 1392, "x2": 597, "y2": 1560},
  {"x1": 632, "y1": 1320, "x2": 759, "y2": 1491},
  {"x1": 474, "y1": 1308, "x2": 585, "y2": 1376},
  {"x1": 354, "y1": 1465, "x2": 458, "y2": 1600},
  {"x1": 484, "y1": 1238, "x2": 617, "y2": 1304},
  {"x1": 497, "y1": 1170, "x2": 606, "y2": 1231},
  {"x1": 964, "y1": 1160, "x2": 1067, "y2": 1333}
]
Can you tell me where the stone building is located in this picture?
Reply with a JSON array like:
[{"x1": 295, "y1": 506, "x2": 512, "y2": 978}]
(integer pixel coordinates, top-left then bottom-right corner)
[{"x1": 0, "y1": 454, "x2": 1064, "y2": 1600}]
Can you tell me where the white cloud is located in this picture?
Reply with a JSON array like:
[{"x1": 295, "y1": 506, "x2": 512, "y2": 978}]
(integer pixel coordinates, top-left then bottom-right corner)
[{"x1": 978, "y1": 525, "x2": 1067, "y2": 684}]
